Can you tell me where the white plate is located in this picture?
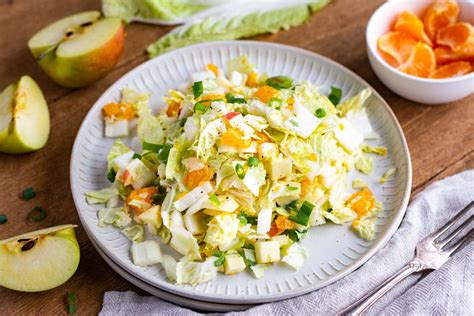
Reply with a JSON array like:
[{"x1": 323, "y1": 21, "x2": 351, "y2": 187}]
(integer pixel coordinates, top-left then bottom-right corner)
[
  {"x1": 71, "y1": 40, "x2": 412, "y2": 304},
  {"x1": 89, "y1": 238, "x2": 251, "y2": 312}
]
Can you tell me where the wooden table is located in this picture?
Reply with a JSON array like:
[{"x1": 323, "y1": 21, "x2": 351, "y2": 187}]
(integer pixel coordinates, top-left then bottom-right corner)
[{"x1": 0, "y1": 0, "x2": 472, "y2": 314}]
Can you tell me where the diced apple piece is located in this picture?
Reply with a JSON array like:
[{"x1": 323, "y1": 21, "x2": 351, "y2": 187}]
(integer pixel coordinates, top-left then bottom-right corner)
[
  {"x1": 184, "y1": 212, "x2": 208, "y2": 235},
  {"x1": 271, "y1": 234, "x2": 290, "y2": 247},
  {"x1": 224, "y1": 253, "x2": 246, "y2": 275},
  {"x1": 137, "y1": 205, "x2": 162, "y2": 234},
  {"x1": 28, "y1": 11, "x2": 124, "y2": 88},
  {"x1": 0, "y1": 225, "x2": 80, "y2": 292},
  {"x1": 174, "y1": 181, "x2": 213, "y2": 212},
  {"x1": 105, "y1": 119, "x2": 129, "y2": 138},
  {"x1": 268, "y1": 156, "x2": 292, "y2": 180},
  {"x1": 258, "y1": 142, "x2": 278, "y2": 159},
  {"x1": 257, "y1": 208, "x2": 272, "y2": 234},
  {"x1": 0, "y1": 76, "x2": 50, "y2": 154},
  {"x1": 130, "y1": 240, "x2": 162, "y2": 267},
  {"x1": 124, "y1": 159, "x2": 155, "y2": 189},
  {"x1": 334, "y1": 118, "x2": 364, "y2": 153},
  {"x1": 255, "y1": 240, "x2": 280, "y2": 264}
]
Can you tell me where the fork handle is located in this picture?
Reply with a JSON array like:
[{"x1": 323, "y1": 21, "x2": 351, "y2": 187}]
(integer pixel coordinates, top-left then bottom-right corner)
[{"x1": 338, "y1": 261, "x2": 425, "y2": 315}]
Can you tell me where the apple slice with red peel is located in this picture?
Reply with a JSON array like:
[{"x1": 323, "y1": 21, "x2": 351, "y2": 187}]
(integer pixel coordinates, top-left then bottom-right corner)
[
  {"x1": 28, "y1": 11, "x2": 124, "y2": 88},
  {"x1": 0, "y1": 225, "x2": 80, "y2": 292},
  {"x1": 0, "y1": 76, "x2": 50, "y2": 154}
]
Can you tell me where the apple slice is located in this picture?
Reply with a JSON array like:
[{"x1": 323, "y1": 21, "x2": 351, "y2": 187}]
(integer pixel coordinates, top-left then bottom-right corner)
[
  {"x1": 28, "y1": 11, "x2": 124, "y2": 88},
  {"x1": 0, "y1": 76, "x2": 50, "y2": 154},
  {"x1": 0, "y1": 83, "x2": 15, "y2": 143},
  {"x1": 0, "y1": 224, "x2": 80, "y2": 292}
]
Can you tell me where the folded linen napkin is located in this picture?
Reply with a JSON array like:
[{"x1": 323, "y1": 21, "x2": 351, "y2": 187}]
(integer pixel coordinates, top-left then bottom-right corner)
[{"x1": 100, "y1": 170, "x2": 473, "y2": 315}]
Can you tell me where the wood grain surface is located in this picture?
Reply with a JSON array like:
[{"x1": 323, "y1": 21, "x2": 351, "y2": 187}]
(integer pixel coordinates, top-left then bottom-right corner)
[{"x1": 0, "y1": 0, "x2": 472, "y2": 314}]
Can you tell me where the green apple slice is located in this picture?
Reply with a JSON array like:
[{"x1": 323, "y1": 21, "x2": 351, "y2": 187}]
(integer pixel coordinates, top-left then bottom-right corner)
[
  {"x1": 0, "y1": 83, "x2": 15, "y2": 143},
  {"x1": 0, "y1": 76, "x2": 50, "y2": 154},
  {"x1": 28, "y1": 11, "x2": 124, "y2": 88},
  {"x1": 0, "y1": 225, "x2": 80, "y2": 292}
]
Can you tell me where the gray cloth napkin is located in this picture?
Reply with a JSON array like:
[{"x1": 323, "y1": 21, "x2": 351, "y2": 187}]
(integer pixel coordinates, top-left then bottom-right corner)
[{"x1": 100, "y1": 170, "x2": 474, "y2": 315}]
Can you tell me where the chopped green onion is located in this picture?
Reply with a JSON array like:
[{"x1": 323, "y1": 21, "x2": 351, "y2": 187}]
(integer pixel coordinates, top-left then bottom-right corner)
[
  {"x1": 287, "y1": 186, "x2": 298, "y2": 191},
  {"x1": 209, "y1": 194, "x2": 221, "y2": 206},
  {"x1": 315, "y1": 108, "x2": 326, "y2": 118},
  {"x1": 142, "y1": 142, "x2": 163, "y2": 152},
  {"x1": 0, "y1": 214, "x2": 7, "y2": 224},
  {"x1": 235, "y1": 163, "x2": 245, "y2": 179},
  {"x1": 328, "y1": 86, "x2": 342, "y2": 105},
  {"x1": 327, "y1": 208, "x2": 333, "y2": 213},
  {"x1": 194, "y1": 101, "x2": 208, "y2": 113},
  {"x1": 247, "y1": 157, "x2": 259, "y2": 167},
  {"x1": 247, "y1": 217, "x2": 258, "y2": 225},
  {"x1": 284, "y1": 200, "x2": 299, "y2": 212},
  {"x1": 28, "y1": 206, "x2": 47, "y2": 222},
  {"x1": 192, "y1": 81, "x2": 203, "y2": 98},
  {"x1": 266, "y1": 76, "x2": 293, "y2": 90},
  {"x1": 152, "y1": 194, "x2": 166, "y2": 205},
  {"x1": 237, "y1": 212, "x2": 247, "y2": 225},
  {"x1": 21, "y1": 187, "x2": 36, "y2": 200},
  {"x1": 157, "y1": 144, "x2": 172, "y2": 162},
  {"x1": 107, "y1": 169, "x2": 116, "y2": 183},
  {"x1": 67, "y1": 292, "x2": 77, "y2": 314},
  {"x1": 286, "y1": 229, "x2": 308, "y2": 242},
  {"x1": 267, "y1": 98, "x2": 282, "y2": 110},
  {"x1": 213, "y1": 250, "x2": 225, "y2": 267},
  {"x1": 289, "y1": 200, "x2": 314, "y2": 226},
  {"x1": 132, "y1": 153, "x2": 142, "y2": 160},
  {"x1": 226, "y1": 93, "x2": 246, "y2": 104}
]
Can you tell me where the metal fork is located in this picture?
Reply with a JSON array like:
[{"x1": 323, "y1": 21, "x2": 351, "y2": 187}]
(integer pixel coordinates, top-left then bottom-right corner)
[{"x1": 339, "y1": 201, "x2": 474, "y2": 316}]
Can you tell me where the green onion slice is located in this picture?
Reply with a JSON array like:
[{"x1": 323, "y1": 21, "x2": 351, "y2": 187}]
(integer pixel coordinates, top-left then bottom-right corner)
[
  {"x1": 194, "y1": 101, "x2": 208, "y2": 113},
  {"x1": 213, "y1": 250, "x2": 225, "y2": 267},
  {"x1": 225, "y1": 93, "x2": 246, "y2": 104},
  {"x1": 157, "y1": 144, "x2": 172, "y2": 162},
  {"x1": 27, "y1": 206, "x2": 47, "y2": 222},
  {"x1": 132, "y1": 153, "x2": 142, "y2": 160},
  {"x1": 289, "y1": 200, "x2": 314, "y2": 226},
  {"x1": 0, "y1": 214, "x2": 7, "y2": 224},
  {"x1": 315, "y1": 108, "x2": 326, "y2": 118},
  {"x1": 152, "y1": 194, "x2": 166, "y2": 205},
  {"x1": 67, "y1": 292, "x2": 77, "y2": 314},
  {"x1": 267, "y1": 98, "x2": 283, "y2": 109},
  {"x1": 237, "y1": 212, "x2": 247, "y2": 225},
  {"x1": 107, "y1": 169, "x2": 116, "y2": 183},
  {"x1": 287, "y1": 186, "x2": 298, "y2": 191},
  {"x1": 247, "y1": 157, "x2": 259, "y2": 167},
  {"x1": 328, "y1": 86, "x2": 342, "y2": 105},
  {"x1": 192, "y1": 81, "x2": 203, "y2": 98},
  {"x1": 266, "y1": 76, "x2": 293, "y2": 90},
  {"x1": 235, "y1": 163, "x2": 245, "y2": 179},
  {"x1": 21, "y1": 187, "x2": 36, "y2": 200},
  {"x1": 209, "y1": 194, "x2": 221, "y2": 205},
  {"x1": 142, "y1": 142, "x2": 163, "y2": 152}
]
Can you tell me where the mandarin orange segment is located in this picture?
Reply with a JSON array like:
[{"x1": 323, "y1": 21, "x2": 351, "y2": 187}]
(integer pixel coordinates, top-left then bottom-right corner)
[
  {"x1": 103, "y1": 102, "x2": 135, "y2": 120},
  {"x1": 220, "y1": 128, "x2": 252, "y2": 149},
  {"x1": 254, "y1": 85, "x2": 280, "y2": 103},
  {"x1": 378, "y1": 31, "x2": 418, "y2": 66},
  {"x1": 346, "y1": 188, "x2": 376, "y2": 217},
  {"x1": 436, "y1": 22, "x2": 473, "y2": 48},
  {"x1": 434, "y1": 46, "x2": 472, "y2": 64},
  {"x1": 183, "y1": 165, "x2": 214, "y2": 189},
  {"x1": 397, "y1": 42, "x2": 436, "y2": 78},
  {"x1": 429, "y1": 61, "x2": 472, "y2": 78},
  {"x1": 394, "y1": 11, "x2": 433, "y2": 46},
  {"x1": 423, "y1": 0, "x2": 460, "y2": 41}
]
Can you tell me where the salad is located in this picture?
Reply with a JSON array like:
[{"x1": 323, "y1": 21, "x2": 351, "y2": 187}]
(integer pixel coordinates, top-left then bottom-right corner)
[{"x1": 86, "y1": 56, "x2": 393, "y2": 285}]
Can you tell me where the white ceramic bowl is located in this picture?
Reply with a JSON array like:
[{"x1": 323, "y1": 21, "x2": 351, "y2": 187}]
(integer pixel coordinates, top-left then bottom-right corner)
[{"x1": 366, "y1": 0, "x2": 474, "y2": 104}]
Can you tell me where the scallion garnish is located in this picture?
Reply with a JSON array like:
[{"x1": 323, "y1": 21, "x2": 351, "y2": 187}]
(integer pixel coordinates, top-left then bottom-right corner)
[
  {"x1": 267, "y1": 98, "x2": 282, "y2": 110},
  {"x1": 247, "y1": 217, "x2": 258, "y2": 225},
  {"x1": 247, "y1": 156, "x2": 259, "y2": 167},
  {"x1": 192, "y1": 81, "x2": 203, "y2": 98},
  {"x1": 235, "y1": 163, "x2": 245, "y2": 179},
  {"x1": 0, "y1": 214, "x2": 7, "y2": 224},
  {"x1": 225, "y1": 93, "x2": 247, "y2": 104},
  {"x1": 315, "y1": 108, "x2": 326, "y2": 118},
  {"x1": 67, "y1": 292, "x2": 77, "y2": 314},
  {"x1": 237, "y1": 212, "x2": 247, "y2": 225},
  {"x1": 289, "y1": 119, "x2": 299, "y2": 127},
  {"x1": 107, "y1": 169, "x2": 116, "y2": 183},
  {"x1": 194, "y1": 101, "x2": 208, "y2": 113},
  {"x1": 328, "y1": 86, "x2": 342, "y2": 105},
  {"x1": 157, "y1": 143, "x2": 172, "y2": 162},
  {"x1": 213, "y1": 250, "x2": 225, "y2": 267},
  {"x1": 289, "y1": 200, "x2": 314, "y2": 226},
  {"x1": 28, "y1": 206, "x2": 47, "y2": 222},
  {"x1": 132, "y1": 153, "x2": 142, "y2": 160},
  {"x1": 266, "y1": 76, "x2": 293, "y2": 90},
  {"x1": 209, "y1": 194, "x2": 221, "y2": 206},
  {"x1": 152, "y1": 193, "x2": 166, "y2": 205},
  {"x1": 21, "y1": 187, "x2": 36, "y2": 200},
  {"x1": 143, "y1": 142, "x2": 163, "y2": 152},
  {"x1": 287, "y1": 186, "x2": 298, "y2": 191}
]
